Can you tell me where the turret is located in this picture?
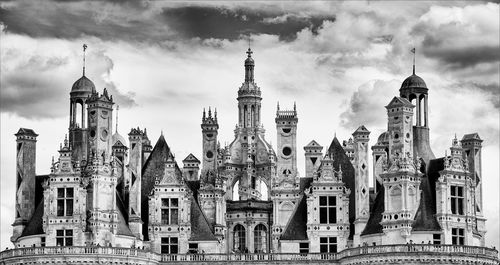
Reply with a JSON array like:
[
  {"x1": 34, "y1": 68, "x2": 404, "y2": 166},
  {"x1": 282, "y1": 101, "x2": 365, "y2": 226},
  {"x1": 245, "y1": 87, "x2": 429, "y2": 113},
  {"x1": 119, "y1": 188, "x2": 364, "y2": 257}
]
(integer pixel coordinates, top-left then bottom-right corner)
[
  {"x1": 182, "y1": 154, "x2": 201, "y2": 181},
  {"x1": 275, "y1": 102, "x2": 299, "y2": 182},
  {"x1": 201, "y1": 107, "x2": 219, "y2": 171},
  {"x1": 352, "y1": 125, "x2": 370, "y2": 244},
  {"x1": 11, "y1": 128, "x2": 38, "y2": 243},
  {"x1": 304, "y1": 140, "x2": 323, "y2": 179}
]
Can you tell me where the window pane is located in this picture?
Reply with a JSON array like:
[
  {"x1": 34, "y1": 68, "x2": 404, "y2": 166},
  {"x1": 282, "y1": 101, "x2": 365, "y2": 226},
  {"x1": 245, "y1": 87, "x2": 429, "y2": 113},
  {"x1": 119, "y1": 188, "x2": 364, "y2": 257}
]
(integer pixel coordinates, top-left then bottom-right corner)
[
  {"x1": 329, "y1": 208, "x2": 336, "y2": 223},
  {"x1": 451, "y1": 198, "x2": 457, "y2": 214},
  {"x1": 320, "y1": 237, "x2": 327, "y2": 243},
  {"x1": 458, "y1": 229, "x2": 464, "y2": 236},
  {"x1": 66, "y1": 199, "x2": 74, "y2": 216},
  {"x1": 56, "y1": 238, "x2": 64, "y2": 246},
  {"x1": 161, "y1": 245, "x2": 169, "y2": 254},
  {"x1": 162, "y1": 199, "x2": 169, "y2": 207},
  {"x1": 171, "y1": 245, "x2": 178, "y2": 254},
  {"x1": 459, "y1": 237, "x2": 464, "y2": 245},
  {"x1": 457, "y1": 187, "x2": 463, "y2": 196},
  {"x1": 57, "y1": 188, "x2": 64, "y2": 198},
  {"x1": 161, "y1": 237, "x2": 168, "y2": 244},
  {"x1": 171, "y1": 209, "x2": 179, "y2": 225},
  {"x1": 171, "y1": 198, "x2": 178, "y2": 207},
  {"x1": 319, "y1": 196, "x2": 327, "y2": 206},
  {"x1": 66, "y1": 188, "x2": 74, "y2": 197},
  {"x1": 329, "y1": 196, "x2": 336, "y2": 206},
  {"x1": 56, "y1": 230, "x2": 64, "y2": 236},
  {"x1": 330, "y1": 237, "x2": 337, "y2": 243},
  {"x1": 452, "y1": 237, "x2": 457, "y2": 245},
  {"x1": 319, "y1": 208, "x2": 327, "y2": 223},
  {"x1": 320, "y1": 245, "x2": 328, "y2": 253},
  {"x1": 170, "y1": 237, "x2": 178, "y2": 244},
  {"x1": 66, "y1": 230, "x2": 73, "y2": 236},
  {"x1": 458, "y1": 199, "x2": 464, "y2": 215},
  {"x1": 161, "y1": 209, "x2": 169, "y2": 224},
  {"x1": 330, "y1": 245, "x2": 337, "y2": 253},
  {"x1": 57, "y1": 200, "x2": 65, "y2": 216},
  {"x1": 451, "y1": 187, "x2": 456, "y2": 196},
  {"x1": 66, "y1": 237, "x2": 73, "y2": 246}
]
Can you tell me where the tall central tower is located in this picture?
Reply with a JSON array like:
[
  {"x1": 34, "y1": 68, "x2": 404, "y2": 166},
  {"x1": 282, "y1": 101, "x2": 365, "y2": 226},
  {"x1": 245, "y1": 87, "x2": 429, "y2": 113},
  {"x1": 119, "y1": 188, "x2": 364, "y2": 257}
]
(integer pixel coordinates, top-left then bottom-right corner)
[{"x1": 237, "y1": 48, "x2": 262, "y2": 129}]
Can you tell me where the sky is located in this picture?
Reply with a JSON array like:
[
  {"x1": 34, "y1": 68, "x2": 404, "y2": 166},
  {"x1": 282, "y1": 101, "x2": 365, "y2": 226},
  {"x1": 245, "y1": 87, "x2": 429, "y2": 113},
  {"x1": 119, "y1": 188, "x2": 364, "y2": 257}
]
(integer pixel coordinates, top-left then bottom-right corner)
[{"x1": 0, "y1": 0, "x2": 499, "y2": 250}]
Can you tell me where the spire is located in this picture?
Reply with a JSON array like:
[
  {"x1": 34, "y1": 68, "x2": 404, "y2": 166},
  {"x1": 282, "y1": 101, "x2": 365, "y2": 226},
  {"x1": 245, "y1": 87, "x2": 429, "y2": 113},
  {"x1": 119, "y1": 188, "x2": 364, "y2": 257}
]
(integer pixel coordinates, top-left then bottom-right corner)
[
  {"x1": 83, "y1": 44, "x2": 88, "y2": 76},
  {"x1": 115, "y1": 105, "x2": 119, "y2": 133},
  {"x1": 244, "y1": 47, "x2": 255, "y2": 83},
  {"x1": 203, "y1": 108, "x2": 206, "y2": 121},
  {"x1": 411, "y1": 47, "x2": 416, "y2": 75}
]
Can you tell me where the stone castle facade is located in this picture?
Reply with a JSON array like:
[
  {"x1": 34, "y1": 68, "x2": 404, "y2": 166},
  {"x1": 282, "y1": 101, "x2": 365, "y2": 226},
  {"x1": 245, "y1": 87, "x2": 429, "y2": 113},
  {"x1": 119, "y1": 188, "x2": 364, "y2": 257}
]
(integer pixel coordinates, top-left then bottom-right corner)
[{"x1": 4, "y1": 47, "x2": 496, "y2": 264}]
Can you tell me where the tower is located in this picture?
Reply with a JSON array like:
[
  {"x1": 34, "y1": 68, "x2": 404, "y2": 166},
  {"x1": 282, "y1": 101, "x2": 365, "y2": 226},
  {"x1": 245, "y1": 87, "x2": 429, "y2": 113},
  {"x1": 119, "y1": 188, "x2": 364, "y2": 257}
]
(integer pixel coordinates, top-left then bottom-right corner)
[
  {"x1": 380, "y1": 96, "x2": 422, "y2": 242},
  {"x1": 275, "y1": 102, "x2": 298, "y2": 183},
  {"x1": 304, "y1": 140, "x2": 323, "y2": 179},
  {"x1": 386, "y1": 97, "x2": 414, "y2": 159},
  {"x1": 182, "y1": 154, "x2": 200, "y2": 181},
  {"x1": 128, "y1": 127, "x2": 145, "y2": 239},
  {"x1": 237, "y1": 48, "x2": 262, "y2": 129},
  {"x1": 352, "y1": 125, "x2": 370, "y2": 244},
  {"x1": 399, "y1": 50, "x2": 435, "y2": 163},
  {"x1": 11, "y1": 128, "x2": 38, "y2": 243},
  {"x1": 85, "y1": 88, "x2": 117, "y2": 245},
  {"x1": 69, "y1": 44, "x2": 95, "y2": 163},
  {"x1": 201, "y1": 108, "x2": 219, "y2": 171}
]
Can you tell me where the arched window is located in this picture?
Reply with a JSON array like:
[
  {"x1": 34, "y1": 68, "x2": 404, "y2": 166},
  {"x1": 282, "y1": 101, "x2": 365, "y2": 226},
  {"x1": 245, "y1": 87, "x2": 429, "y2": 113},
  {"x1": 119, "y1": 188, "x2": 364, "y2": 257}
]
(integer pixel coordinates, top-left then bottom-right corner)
[
  {"x1": 254, "y1": 224, "x2": 267, "y2": 253},
  {"x1": 233, "y1": 224, "x2": 246, "y2": 252}
]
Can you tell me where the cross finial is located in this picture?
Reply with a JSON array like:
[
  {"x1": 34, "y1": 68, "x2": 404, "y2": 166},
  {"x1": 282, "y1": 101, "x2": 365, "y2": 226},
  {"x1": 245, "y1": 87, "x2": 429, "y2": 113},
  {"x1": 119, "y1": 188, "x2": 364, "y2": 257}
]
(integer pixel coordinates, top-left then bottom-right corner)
[{"x1": 83, "y1": 44, "x2": 88, "y2": 76}]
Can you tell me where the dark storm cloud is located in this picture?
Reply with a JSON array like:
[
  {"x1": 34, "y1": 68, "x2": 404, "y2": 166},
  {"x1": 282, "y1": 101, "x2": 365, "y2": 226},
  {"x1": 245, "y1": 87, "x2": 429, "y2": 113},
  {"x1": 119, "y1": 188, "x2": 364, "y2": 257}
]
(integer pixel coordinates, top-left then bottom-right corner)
[
  {"x1": 161, "y1": 6, "x2": 335, "y2": 41},
  {"x1": 0, "y1": 2, "x2": 335, "y2": 43},
  {"x1": 0, "y1": 50, "x2": 136, "y2": 119},
  {"x1": 422, "y1": 45, "x2": 500, "y2": 69}
]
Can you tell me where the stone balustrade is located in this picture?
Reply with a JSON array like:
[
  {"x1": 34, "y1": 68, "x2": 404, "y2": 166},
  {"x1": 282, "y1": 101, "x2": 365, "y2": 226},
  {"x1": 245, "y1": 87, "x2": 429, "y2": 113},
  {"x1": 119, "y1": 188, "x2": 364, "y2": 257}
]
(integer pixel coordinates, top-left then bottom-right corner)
[{"x1": 0, "y1": 244, "x2": 498, "y2": 265}]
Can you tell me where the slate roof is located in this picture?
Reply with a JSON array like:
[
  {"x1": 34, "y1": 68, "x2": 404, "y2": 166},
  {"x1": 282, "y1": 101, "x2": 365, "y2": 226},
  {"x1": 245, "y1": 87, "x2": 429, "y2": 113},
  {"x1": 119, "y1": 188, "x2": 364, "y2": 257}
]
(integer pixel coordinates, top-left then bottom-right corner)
[
  {"x1": 412, "y1": 158, "x2": 442, "y2": 231},
  {"x1": 462, "y1": 133, "x2": 482, "y2": 141},
  {"x1": 361, "y1": 186, "x2": 384, "y2": 236},
  {"x1": 116, "y1": 192, "x2": 134, "y2": 237},
  {"x1": 386, "y1": 96, "x2": 414, "y2": 109},
  {"x1": 280, "y1": 194, "x2": 308, "y2": 241},
  {"x1": 141, "y1": 134, "x2": 172, "y2": 240},
  {"x1": 15, "y1": 128, "x2": 38, "y2": 137},
  {"x1": 328, "y1": 137, "x2": 356, "y2": 239},
  {"x1": 189, "y1": 198, "x2": 217, "y2": 241},
  {"x1": 20, "y1": 198, "x2": 44, "y2": 237}
]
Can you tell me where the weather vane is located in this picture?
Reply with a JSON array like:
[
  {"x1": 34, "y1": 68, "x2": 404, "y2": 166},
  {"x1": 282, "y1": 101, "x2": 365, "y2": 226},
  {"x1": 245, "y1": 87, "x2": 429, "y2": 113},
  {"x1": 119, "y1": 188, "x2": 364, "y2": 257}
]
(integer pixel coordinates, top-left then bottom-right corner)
[{"x1": 83, "y1": 44, "x2": 88, "y2": 76}]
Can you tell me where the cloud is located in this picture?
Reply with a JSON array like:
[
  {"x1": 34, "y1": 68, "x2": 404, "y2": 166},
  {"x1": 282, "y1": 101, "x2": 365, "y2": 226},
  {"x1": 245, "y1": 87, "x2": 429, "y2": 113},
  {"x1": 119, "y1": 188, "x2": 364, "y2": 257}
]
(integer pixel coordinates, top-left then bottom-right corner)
[
  {"x1": 0, "y1": 33, "x2": 136, "y2": 119},
  {"x1": 412, "y1": 3, "x2": 500, "y2": 68}
]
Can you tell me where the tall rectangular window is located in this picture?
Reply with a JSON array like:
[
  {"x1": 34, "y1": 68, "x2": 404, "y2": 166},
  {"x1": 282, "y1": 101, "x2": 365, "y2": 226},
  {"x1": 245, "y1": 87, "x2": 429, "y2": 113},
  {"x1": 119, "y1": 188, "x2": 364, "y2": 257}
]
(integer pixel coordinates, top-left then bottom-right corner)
[
  {"x1": 319, "y1": 237, "x2": 337, "y2": 253},
  {"x1": 319, "y1": 196, "x2": 337, "y2": 224},
  {"x1": 57, "y1": 188, "x2": 74, "y2": 216},
  {"x1": 161, "y1": 237, "x2": 178, "y2": 254},
  {"x1": 450, "y1": 186, "x2": 464, "y2": 215},
  {"x1": 55, "y1": 229, "x2": 73, "y2": 246},
  {"x1": 452, "y1": 228, "x2": 465, "y2": 245},
  {"x1": 161, "y1": 198, "x2": 179, "y2": 225}
]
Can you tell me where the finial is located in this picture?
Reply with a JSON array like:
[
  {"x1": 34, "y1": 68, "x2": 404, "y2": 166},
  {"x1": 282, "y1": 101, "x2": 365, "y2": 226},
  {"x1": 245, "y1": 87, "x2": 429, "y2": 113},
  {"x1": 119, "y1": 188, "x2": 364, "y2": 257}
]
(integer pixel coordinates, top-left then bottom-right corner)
[
  {"x1": 277, "y1": 101, "x2": 280, "y2": 111},
  {"x1": 64, "y1": 134, "x2": 68, "y2": 147},
  {"x1": 208, "y1": 106, "x2": 212, "y2": 118},
  {"x1": 294, "y1": 101, "x2": 296, "y2": 111},
  {"x1": 411, "y1": 47, "x2": 416, "y2": 75},
  {"x1": 214, "y1": 108, "x2": 218, "y2": 122},
  {"x1": 161, "y1": 129, "x2": 164, "y2": 136},
  {"x1": 203, "y1": 108, "x2": 206, "y2": 120},
  {"x1": 52, "y1": 156, "x2": 54, "y2": 164},
  {"x1": 83, "y1": 44, "x2": 88, "y2": 76},
  {"x1": 246, "y1": 47, "x2": 253, "y2": 58},
  {"x1": 116, "y1": 105, "x2": 119, "y2": 133}
]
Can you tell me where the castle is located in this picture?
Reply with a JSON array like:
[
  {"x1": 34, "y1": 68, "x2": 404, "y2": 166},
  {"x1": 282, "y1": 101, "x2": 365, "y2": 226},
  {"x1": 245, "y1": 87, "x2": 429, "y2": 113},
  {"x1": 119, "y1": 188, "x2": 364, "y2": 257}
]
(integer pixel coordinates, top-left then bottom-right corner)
[{"x1": 2, "y1": 47, "x2": 497, "y2": 264}]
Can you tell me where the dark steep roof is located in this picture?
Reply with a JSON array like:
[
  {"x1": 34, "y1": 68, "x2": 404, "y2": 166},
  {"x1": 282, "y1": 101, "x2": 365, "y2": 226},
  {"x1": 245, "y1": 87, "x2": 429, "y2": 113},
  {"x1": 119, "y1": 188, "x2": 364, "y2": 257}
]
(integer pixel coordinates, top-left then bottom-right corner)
[
  {"x1": 20, "y1": 198, "x2": 44, "y2": 237},
  {"x1": 328, "y1": 137, "x2": 356, "y2": 239},
  {"x1": 361, "y1": 186, "x2": 384, "y2": 236},
  {"x1": 189, "y1": 198, "x2": 217, "y2": 241},
  {"x1": 141, "y1": 134, "x2": 172, "y2": 241},
  {"x1": 116, "y1": 192, "x2": 134, "y2": 237},
  {"x1": 280, "y1": 194, "x2": 308, "y2": 241},
  {"x1": 412, "y1": 158, "x2": 442, "y2": 231}
]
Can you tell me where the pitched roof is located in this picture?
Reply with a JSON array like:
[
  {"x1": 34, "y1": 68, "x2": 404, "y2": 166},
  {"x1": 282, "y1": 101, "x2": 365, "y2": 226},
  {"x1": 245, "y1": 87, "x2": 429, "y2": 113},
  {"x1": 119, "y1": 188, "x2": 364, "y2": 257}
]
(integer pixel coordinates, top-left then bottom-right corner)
[
  {"x1": 115, "y1": 192, "x2": 135, "y2": 237},
  {"x1": 280, "y1": 194, "x2": 308, "y2": 241},
  {"x1": 361, "y1": 186, "x2": 384, "y2": 236},
  {"x1": 304, "y1": 140, "x2": 323, "y2": 148},
  {"x1": 183, "y1": 153, "x2": 200, "y2": 163},
  {"x1": 20, "y1": 198, "x2": 44, "y2": 237},
  {"x1": 353, "y1": 125, "x2": 370, "y2": 135},
  {"x1": 328, "y1": 137, "x2": 356, "y2": 239},
  {"x1": 412, "y1": 158, "x2": 442, "y2": 231},
  {"x1": 15, "y1": 128, "x2": 38, "y2": 137},
  {"x1": 189, "y1": 198, "x2": 217, "y2": 241},
  {"x1": 462, "y1": 133, "x2": 482, "y2": 141},
  {"x1": 385, "y1": 96, "x2": 414, "y2": 109},
  {"x1": 141, "y1": 134, "x2": 171, "y2": 240}
]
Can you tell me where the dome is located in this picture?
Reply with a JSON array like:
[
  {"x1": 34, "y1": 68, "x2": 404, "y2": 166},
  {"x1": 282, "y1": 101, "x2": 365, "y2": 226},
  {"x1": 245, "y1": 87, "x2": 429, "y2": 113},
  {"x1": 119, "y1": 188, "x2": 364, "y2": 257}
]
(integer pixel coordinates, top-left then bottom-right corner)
[
  {"x1": 112, "y1": 131, "x2": 127, "y2": 147},
  {"x1": 377, "y1": 131, "x2": 389, "y2": 145},
  {"x1": 401, "y1": 74, "x2": 427, "y2": 90},
  {"x1": 71, "y1": 75, "x2": 95, "y2": 97}
]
